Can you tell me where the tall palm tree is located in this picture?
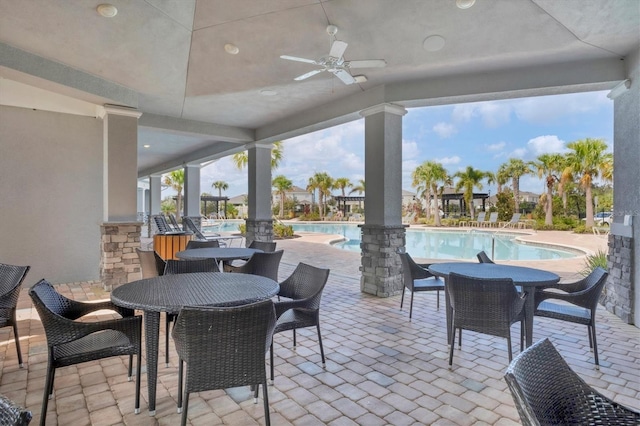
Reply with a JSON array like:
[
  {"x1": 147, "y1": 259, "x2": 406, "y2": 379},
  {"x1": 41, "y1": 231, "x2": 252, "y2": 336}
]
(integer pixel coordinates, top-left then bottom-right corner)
[
  {"x1": 272, "y1": 175, "x2": 293, "y2": 219},
  {"x1": 412, "y1": 162, "x2": 438, "y2": 221},
  {"x1": 211, "y1": 180, "x2": 229, "y2": 217},
  {"x1": 308, "y1": 172, "x2": 333, "y2": 219},
  {"x1": 563, "y1": 138, "x2": 613, "y2": 227},
  {"x1": 488, "y1": 164, "x2": 510, "y2": 194},
  {"x1": 232, "y1": 141, "x2": 283, "y2": 170},
  {"x1": 163, "y1": 169, "x2": 184, "y2": 220},
  {"x1": 454, "y1": 166, "x2": 489, "y2": 219},
  {"x1": 503, "y1": 158, "x2": 532, "y2": 213},
  {"x1": 349, "y1": 179, "x2": 365, "y2": 195},
  {"x1": 430, "y1": 162, "x2": 450, "y2": 226},
  {"x1": 333, "y1": 177, "x2": 352, "y2": 197},
  {"x1": 531, "y1": 153, "x2": 564, "y2": 226}
]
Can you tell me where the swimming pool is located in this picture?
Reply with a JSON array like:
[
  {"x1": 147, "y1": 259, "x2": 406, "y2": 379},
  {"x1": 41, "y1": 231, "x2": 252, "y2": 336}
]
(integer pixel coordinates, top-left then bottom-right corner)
[{"x1": 204, "y1": 221, "x2": 578, "y2": 261}]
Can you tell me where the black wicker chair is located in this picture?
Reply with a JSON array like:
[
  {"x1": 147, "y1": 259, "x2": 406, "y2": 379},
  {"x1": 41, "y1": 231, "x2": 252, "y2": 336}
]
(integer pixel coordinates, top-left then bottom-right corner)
[
  {"x1": 0, "y1": 263, "x2": 30, "y2": 368},
  {"x1": 161, "y1": 259, "x2": 220, "y2": 366},
  {"x1": 249, "y1": 240, "x2": 277, "y2": 252},
  {"x1": 185, "y1": 239, "x2": 220, "y2": 249},
  {"x1": 534, "y1": 267, "x2": 608, "y2": 368},
  {"x1": 29, "y1": 280, "x2": 141, "y2": 426},
  {"x1": 476, "y1": 250, "x2": 495, "y2": 264},
  {"x1": 0, "y1": 394, "x2": 31, "y2": 425},
  {"x1": 224, "y1": 250, "x2": 284, "y2": 281},
  {"x1": 398, "y1": 252, "x2": 444, "y2": 319},
  {"x1": 505, "y1": 338, "x2": 640, "y2": 426},
  {"x1": 270, "y1": 263, "x2": 330, "y2": 382},
  {"x1": 172, "y1": 300, "x2": 276, "y2": 426},
  {"x1": 448, "y1": 272, "x2": 526, "y2": 367}
]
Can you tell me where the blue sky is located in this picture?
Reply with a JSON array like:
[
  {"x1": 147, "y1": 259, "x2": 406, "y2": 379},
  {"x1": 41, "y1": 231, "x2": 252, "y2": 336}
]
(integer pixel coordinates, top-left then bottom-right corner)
[{"x1": 200, "y1": 91, "x2": 613, "y2": 198}]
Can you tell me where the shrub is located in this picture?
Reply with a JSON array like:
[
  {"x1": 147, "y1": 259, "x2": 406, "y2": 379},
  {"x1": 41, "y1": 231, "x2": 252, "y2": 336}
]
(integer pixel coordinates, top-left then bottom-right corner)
[
  {"x1": 238, "y1": 223, "x2": 246, "y2": 235},
  {"x1": 572, "y1": 224, "x2": 590, "y2": 234},
  {"x1": 274, "y1": 223, "x2": 294, "y2": 238},
  {"x1": 580, "y1": 249, "x2": 608, "y2": 276},
  {"x1": 298, "y1": 212, "x2": 321, "y2": 221}
]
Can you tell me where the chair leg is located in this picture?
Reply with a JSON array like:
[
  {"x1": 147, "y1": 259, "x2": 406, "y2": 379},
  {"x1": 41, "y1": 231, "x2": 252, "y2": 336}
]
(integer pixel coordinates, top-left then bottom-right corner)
[
  {"x1": 128, "y1": 354, "x2": 133, "y2": 381},
  {"x1": 293, "y1": 329, "x2": 297, "y2": 349},
  {"x1": 507, "y1": 334, "x2": 513, "y2": 362},
  {"x1": 254, "y1": 383, "x2": 259, "y2": 403},
  {"x1": 458, "y1": 329, "x2": 462, "y2": 349},
  {"x1": 165, "y1": 315, "x2": 171, "y2": 367},
  {"x1": 12, "y1": 319, "x2": 24, "y2": 368},
  {"x1": 180, "y1": 392, "x2": 190, "y2": 426},
  {"x1": 588, "y1": 324, "x2": 593, "y2": 349},
  {"x1": 591, "y1": 324, "x2": 600, "y2": 368},
  {"x1": 41, "y1": 361, "x2": 55, "y2": 426},
  {"x1": 269, "y1": 342, "x2": 275, "y2": 383},
  {"x1": 262, "y1": 380, "x2": 271, "y2": 426},
  {"x1": 316, "y1": 323, "x2": 326, "y2": 368},
  {"x1": 409, "y1": 291, "x2": 415, "y2": 320},
  {"x1": 134, "y1": 351, "x2": 141, "y2": 414},
  {"x1": 400, "y1": 288, "x2": 405, "y2": 309},
  {"x1": 177, "y1": 359, "x2": 184, "y2": 413},
  {"x1": 436, "y1": 290, "x2": 440, "y2": 310},
  {"x1": 520, "y1": 320, "x2": 525, "y2": 352},
  {"x1": 449, "y1": 327, "x2": 457, "y2": 367}
]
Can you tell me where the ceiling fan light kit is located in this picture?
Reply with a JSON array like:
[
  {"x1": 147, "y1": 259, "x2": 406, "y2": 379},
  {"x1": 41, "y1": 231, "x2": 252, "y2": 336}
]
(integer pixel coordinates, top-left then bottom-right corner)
[{"x1": 281, "y1": 24, "x2": 386, "y2": 85}]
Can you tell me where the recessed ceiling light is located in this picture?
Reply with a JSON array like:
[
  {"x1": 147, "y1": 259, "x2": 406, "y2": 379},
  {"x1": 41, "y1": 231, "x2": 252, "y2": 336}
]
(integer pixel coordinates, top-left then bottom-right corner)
[
  {"x1": 260, "y1": 90, "x2": 277, "y2": 96},
  {"x1": 97, "y1": 4, "x2": 118, "y2": 18},
  {"x1": 423, "y1": 35, "x2": 446, "y2": 52},
  {"x1": 353, "y1": 75, "x2": 368, "y2": 84},
  {"x1": 456, "y1": 0, "x2": 476, "y2": 9},
  {"x1": 143, "y1": 144, "x2": 150, "y2": 148},
  {"x1": 224, "y1": 43, "x2": 239, "y2": 55}
]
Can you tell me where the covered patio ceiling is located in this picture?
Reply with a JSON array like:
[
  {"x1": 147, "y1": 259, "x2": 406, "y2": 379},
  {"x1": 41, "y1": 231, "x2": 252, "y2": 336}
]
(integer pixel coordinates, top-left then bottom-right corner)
[{"x1": 0, "y1": 0, "x2": 637, "y2": 176}]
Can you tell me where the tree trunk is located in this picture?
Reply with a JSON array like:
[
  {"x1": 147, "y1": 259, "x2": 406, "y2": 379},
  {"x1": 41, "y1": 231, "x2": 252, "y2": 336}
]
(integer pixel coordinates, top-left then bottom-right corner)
[
  {"x1": 513, "y1": 178, "x2": 520, "y2": 213},
  {"x1": 434, "y1": 192, "x2": 442, "y2": 226},
  {"x1": 545, "y1": 176, "x2": 553, "y2": 226},
  {"x1": 584, "y1": 184, "x2": 594, "y2": 227},
  {"x1": 279, "y1": 191, "x2": 284, "y2": 218},
  {"x1": 425, "y1": 187, "x2": 431, "y2": 221}
]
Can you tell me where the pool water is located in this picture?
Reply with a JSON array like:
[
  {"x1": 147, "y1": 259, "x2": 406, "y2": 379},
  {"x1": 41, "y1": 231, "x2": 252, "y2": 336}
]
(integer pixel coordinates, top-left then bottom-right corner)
[{"x1": 204, "y1": 221, "x2": 577, "y2": 261}]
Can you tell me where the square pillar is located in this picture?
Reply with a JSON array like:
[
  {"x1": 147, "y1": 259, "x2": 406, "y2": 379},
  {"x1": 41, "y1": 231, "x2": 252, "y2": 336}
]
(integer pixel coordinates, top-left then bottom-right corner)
[
  {"x1": 359, "y1": 103, "x2": 407, "y2": 296},
  {"x1": 246, "y1": 143, "x2": 273, "y2": 245},
  {"x1": 183, "y1": 164, "x2": 201, "y2": 218}
]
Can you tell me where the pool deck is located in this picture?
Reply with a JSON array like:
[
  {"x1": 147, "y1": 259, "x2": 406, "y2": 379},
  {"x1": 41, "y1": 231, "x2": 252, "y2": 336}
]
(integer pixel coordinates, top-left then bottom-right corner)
[{"x1": 3, "y1": 226, "x2": 636, "y2": 425}]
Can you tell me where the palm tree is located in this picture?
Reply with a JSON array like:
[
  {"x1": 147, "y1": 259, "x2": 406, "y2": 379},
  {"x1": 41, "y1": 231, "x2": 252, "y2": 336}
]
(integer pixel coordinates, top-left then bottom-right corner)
[
  {"x1": 531, "y1": 153, "x2": 564, "y2": 226},
  {"x1": 333, "y1": 177, "x2": 352, "y2": 197},
  {"x1": 503, "y1": 158, "x2": 532, "y2": 213},
  {"x1": 563, "y1": 138, "x2": 613, "y2": 227},
  {"x1": 232, "y1": 141, "x2": 283, "y2": 170},
  {"x1": 349, "y1": 179, "x2": 365, "y2": 195},
  {"x1": 430, "y1": 163, "x2": 450, "y2": 226},
  {"x1": 163, "y1": 170, "x2": 184, "y2": 220},
  {"x1": 272, "y1": 175, "x2": 293, "y2": 219},
  {"x1": 454, "y1": 166, "x2": 489, "y2": 219},
  {"x1": 488, "y1": 164, "x2": 510, "y2": 194},
  {"x1": 307, "y1": 172, "x2": 333, "y2": 219},
  {"x1": 412, "y1": 162, "x2": 435, "y2": 221},
  {"x1": 211, "y1": 180, "x2": 229, "y2": 217}
]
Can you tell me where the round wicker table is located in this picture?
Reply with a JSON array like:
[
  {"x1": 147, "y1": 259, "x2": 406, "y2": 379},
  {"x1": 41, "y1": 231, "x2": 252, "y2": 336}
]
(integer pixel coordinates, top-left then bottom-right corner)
[
  {"x1": 111, "y1": 272, "x2": 279, "y2": 415},
  {"x1": 428, "y1": 263, "x2": 559, "y2": 348}
]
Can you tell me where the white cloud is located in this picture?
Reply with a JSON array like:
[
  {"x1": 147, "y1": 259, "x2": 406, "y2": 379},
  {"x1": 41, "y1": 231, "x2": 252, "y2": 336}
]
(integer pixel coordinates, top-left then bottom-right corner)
[
  {"x1": 402, "y1": 139, "x2": 420, "y2": 159},
  {"x1": 519, "y1": 174, "x2": 546, "y2": 194},
  {"x1": 527, "y1": 135, "x2": 568, "y2": 156},
  {"x1": 452, "y1": 104, "x2": 476, "y2": 122},
  {"x1": 433, "y1": 122, "x2": 457, "y2": 138},
  {"x1": 509, "y1": 148, "x2": 528, "y2": 158},
  {"x1": 436, "y1": 156, "x2": 461, "y2": 165},
  {"x1": 513, "y1": 91, "x2": 610, "y2": 125},
  {"x1": 478, "y1": 102, "x2": 512, "y2": 128},
  {"x1": 487, "y1": 141, "x2": 506, "y2": 151}
]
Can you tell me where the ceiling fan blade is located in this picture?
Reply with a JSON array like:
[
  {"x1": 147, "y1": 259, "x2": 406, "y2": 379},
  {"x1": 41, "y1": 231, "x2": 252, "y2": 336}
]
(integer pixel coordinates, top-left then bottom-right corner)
[
  {"x1": 329, "y1": 40, "x2": 348, "y2": 59},
  {"x1": 333, "y1": 69, "x2": 356, "y2": 85},
  {"x1": 280, "y1": 55, "x2": 318, "y2": 64},
  {"x1": 294, "y1": 69, "x2": 324, "y2": 81},
  {"x1": 346, "y1": 59, "x2": 387, "y2": 68}
]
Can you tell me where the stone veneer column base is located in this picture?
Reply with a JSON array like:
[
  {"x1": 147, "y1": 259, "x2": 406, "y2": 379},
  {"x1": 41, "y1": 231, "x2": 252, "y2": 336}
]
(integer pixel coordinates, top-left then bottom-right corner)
[
  {"x1": 359, "y1": 225, "x2": 406, "y2": 297},
  {"x1": 245, "y1": 219, "x2": 273, "y2": 247},
  {"x1": 604, "y1": 234, "x2": 635, "y2": 324},
  {"x1": 100, "y1": 222, "x2": 142, "y2": 291}
]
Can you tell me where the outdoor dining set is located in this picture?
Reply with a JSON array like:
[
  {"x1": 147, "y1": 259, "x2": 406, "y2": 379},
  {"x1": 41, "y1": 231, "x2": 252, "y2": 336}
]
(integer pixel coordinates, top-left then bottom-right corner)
[{"x1": 0, "y1": 216, "x2": 638, "y2": 425}]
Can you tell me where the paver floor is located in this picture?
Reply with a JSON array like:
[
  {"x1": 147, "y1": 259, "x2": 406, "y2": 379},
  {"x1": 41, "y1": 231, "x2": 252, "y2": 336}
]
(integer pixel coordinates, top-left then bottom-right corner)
[{"x1": 1, "y1": 228, "x2": 638, "y2": 425}]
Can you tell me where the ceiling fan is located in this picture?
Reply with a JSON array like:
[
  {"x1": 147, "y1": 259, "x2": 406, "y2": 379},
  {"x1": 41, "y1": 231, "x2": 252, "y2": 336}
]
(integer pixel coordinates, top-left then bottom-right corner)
[{"x1": 280, "y1": 25, "x2": 386, "y2": 85}]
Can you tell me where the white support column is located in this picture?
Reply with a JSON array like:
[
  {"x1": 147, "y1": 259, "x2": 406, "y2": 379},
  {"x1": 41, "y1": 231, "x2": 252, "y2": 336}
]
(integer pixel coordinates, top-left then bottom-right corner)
[
  {"x1": 246, "y1": 143, "x2": 273, "y2": 244},
  {"x1": 361, "y1": 103, "x2": 407, "y2": 225},
  {"x1": 100, "y1": 105, "x2": 142, "y2": 222},
  {"x1": 359, "y1": 103, "x2": 408, "y2": 297},
  {"x1": 183, "y1": 164, "x2": 201, "y2": 218},
  {"x1": 149, "y1": 175, "x2": 162, "y2": 215}
]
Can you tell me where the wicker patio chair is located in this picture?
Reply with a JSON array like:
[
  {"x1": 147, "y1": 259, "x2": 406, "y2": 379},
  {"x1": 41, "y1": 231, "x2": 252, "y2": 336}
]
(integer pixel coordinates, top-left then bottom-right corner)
[
  {"x1": 505, "y1": 338, "x2": 640, "y2": 426},
  {"x1": 161, "y1": 259, "x2": 220, "y2": 366},
  {"x1": 136, "y1": 248, "x2": 160, "y2": 279},
  {"x1": 270, "y1": 263, "x2": 330, "y2": 382},
  {"x1": 534, "y1": 267, "x2": 608, "y2": 368},
  {"x1": 185, "y1": 239, "x2": 220, "y2": 249},
  {"x1": 29, "y1": 280, "x2": 141, "y2": 425},
  {"x1": 476, "y1": 250, "x2": 495, "y2": 264},
  {"x1": 224, "y1": 250, "x2": 284, "y2": 281},
  {"x1": 172, "y1": 300, "x2": 276, "y2": 426},
  {"x1": 448, "y1": 272, "x2": 526, "y2": 367},
  {"x1": 398, "y1": 252, "x2": 444, "y2": 319},
  {"x1": 0, "y1": 394, "x2": 31, "y2": 425},
  {"x1": 248, "y1": 240, "x2": 277, "y2": 252},
  {"x1": 0, "y1": 263, "x2": 30, "y2": 368}
]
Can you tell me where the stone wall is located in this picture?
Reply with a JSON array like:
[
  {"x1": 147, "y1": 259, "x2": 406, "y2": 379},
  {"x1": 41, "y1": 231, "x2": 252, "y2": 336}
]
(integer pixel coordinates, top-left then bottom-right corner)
[
  {"x1": 245, "y1": 219, "x2": 273, "y2": 247},
  {"x1": 100, "y1": 222, "x2": 142, "y2": 291},
  {"x1": 604, "y1": 234, "x2": 635, "y2": 324},
  {"x1": 360, "y1": 225, "x2": 406, "y2": 297}
]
